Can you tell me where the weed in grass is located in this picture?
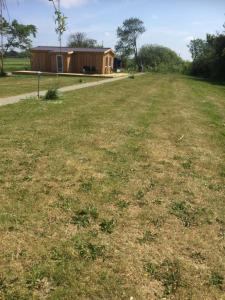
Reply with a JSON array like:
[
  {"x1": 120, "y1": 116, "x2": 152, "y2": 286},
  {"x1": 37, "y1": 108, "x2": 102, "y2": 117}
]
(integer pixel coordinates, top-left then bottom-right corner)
[
  {"x1": 79, "y1": 78, "x2": 84, "y2": 83},
  {"x1": 138, "y1": 231, "x2": 157, "y2": 244},
  {"x1": 173, "y1": 155, "x2": 182, "y2": 160},
  {"x1": 144, "y1": 262, "x2": 157, "y2": 276},
  {"x1": 153, "y1": 198, "x2": 162, "y2": 205},
  {"x1": 74, "y1": 238, "x2": 105, "y2": 260},
  {"x1": 181, "y1": 159, "x2": 192, "y2": 170},
  {"x1": 219, "y1": 168, "x2": 225, "y2": 177},
  {"x1": 209, "y1": 272, "x2": 224, "y2": 290},
  {"x1": 208, "y1": 184, "x2": 223, "y2": 191},
  {"x1": 0, "y1": 275, "x2": 6, "y2": 290},
  {"x1": 108, "y1": 189, "x2": 122, "y2": 202},
  {"x1": 170, "y1": 201, "x2": 197, "y2": 227},
  {"x1": 107, "y1": 169, "x2": 128, "y2": 182},
  {"x1": 100, "y1": 219, "x2": 116, "y2": 234},
  {"x1": 116, "y1": 200, "x2": 129, "y2": 210},
  {"x1": 218, "y1": 227, "x2": 225, "y2": 239},
  {"x1": 50, "y1": 247, "x2": 72, "y2": 263},
  {"x1": 145, "y1": 259, "x2": 182, "y2": 296},
  {"x1": 79, "y1": 180, "x2": 93, "y2": 192},
  {"x1": 190, "y1": 251, "x2": 206, "y2": 264},
  {"x1": 134, "y1": 190, "x2": 145, "y2": 200},
  {"x1": 71, "y1": 206, "x2": 98, "y2": 228},
  {"x1": 54, "y1": 194, "x2": 75, "y2": 211},
  {"x1": 151, "y1": 217, "x2": 165, "y2": 228},
  {"x1": 26, "y1": 265, "x2": 49, "y2": 289}
]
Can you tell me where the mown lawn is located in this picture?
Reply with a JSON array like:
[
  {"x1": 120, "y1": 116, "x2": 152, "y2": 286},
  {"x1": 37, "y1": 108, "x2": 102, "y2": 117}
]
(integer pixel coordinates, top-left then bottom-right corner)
[
  {"x1": 0, "y1": 74, "x2": 224, "y2": 299},
  {"x1": 0, "y1": 75, "x2": 102, "y2": 98},
  {"x1": 3, "y1": 57, "x2": 30, "y2": 72}
]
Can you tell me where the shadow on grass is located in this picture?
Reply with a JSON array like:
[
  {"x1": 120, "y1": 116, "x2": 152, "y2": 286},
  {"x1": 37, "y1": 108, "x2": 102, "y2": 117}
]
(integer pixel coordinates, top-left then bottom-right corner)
[{"x1": 185, "y1": 75, "x2": 225, "y2": 88}]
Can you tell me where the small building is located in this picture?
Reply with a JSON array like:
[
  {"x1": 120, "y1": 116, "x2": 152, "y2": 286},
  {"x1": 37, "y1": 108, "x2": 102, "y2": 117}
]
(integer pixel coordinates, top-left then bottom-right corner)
[{"x1": 30, "y1": 46, "x2": 115, "y2": 75}]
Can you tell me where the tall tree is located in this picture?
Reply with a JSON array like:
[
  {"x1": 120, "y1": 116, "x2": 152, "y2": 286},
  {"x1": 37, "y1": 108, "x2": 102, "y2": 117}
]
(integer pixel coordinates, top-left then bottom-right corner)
[
  {"x1": 188, "y1": 38, "x2": 207, "y2": 61},
  {"x1": 115, "y1": 17, "x2": 146, "y2": 67},
  {"x1": 188, "y1": 30, "x2": 225, "y2": 79},
  {"x1": 0, "y1": 18, "x2": 37, "y2": 74},
  {"x1": 67, "y1": 32, "x2": 101, "y2": 48}
]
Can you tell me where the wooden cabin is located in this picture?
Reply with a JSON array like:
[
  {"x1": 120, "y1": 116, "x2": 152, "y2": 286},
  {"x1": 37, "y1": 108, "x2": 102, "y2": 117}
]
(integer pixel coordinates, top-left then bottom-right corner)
[{"x1": 30, "y1": 46, "x2": 115, "y2": 75}]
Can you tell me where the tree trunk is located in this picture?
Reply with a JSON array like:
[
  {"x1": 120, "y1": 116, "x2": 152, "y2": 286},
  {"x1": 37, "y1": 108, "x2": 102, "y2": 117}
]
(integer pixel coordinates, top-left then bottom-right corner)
[
  {"x1": 134, "y1": 39, "x2": 139, "y2": 69},
  {"x1": 0, "y1": 0, "x2": 4, "y2": 74}
]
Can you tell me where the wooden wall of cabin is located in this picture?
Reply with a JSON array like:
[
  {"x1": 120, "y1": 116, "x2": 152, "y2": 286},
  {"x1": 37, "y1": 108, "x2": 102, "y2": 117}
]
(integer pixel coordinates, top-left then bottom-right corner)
[
  {"x1": 31, "y1": 52, "x2": 71, "y2": 73},
  {"x1": 71, "y1": 52, "x2": 104, "y2": 74},
  {"x1": 31, "y1": 51, "x2": 114, "y2": 74},
  {"x1": 31, "y1": 52, "x2": 51, "y2": 72}
]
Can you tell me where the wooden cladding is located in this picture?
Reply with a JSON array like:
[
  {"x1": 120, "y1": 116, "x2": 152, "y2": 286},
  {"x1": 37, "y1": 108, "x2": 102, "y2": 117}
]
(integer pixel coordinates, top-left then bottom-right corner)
[{"x1": 31, "y1": 50, "x2": 115, "y2": 74}]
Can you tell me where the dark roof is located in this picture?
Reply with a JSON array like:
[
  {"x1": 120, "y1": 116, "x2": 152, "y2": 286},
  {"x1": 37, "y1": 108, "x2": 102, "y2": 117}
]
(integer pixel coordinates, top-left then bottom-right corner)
[{"x1": 31, "y1": 46, "x2": 114, "y2": 54}]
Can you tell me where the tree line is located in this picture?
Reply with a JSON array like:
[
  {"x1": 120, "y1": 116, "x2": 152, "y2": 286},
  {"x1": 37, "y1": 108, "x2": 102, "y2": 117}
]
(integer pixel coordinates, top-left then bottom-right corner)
[
  {"x1": 188, "y1": 23, "x2": 225, "y2": 80},
  {"x1": 1, "y1": 14, "x2": 224, "y2": 80}
]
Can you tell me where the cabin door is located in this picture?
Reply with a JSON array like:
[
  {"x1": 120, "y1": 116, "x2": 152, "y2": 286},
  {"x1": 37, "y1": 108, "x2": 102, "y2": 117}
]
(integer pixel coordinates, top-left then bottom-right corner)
[{"x1": 56, "y1": 55, "x2": 63, "y2": 73}]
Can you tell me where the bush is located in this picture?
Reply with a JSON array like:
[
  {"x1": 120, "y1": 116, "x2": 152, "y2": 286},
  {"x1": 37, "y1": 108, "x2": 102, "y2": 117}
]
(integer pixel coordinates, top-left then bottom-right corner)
[
  {"x1": 138, "y1": 44, "x2": 184, "y2": 73},
  {"x1": 44, "y1": 88, "x2": 59, "y2": 100}
]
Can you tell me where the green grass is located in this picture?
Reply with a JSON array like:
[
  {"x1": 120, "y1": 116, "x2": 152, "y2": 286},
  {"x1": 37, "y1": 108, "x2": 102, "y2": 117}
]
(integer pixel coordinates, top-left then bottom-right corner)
[
  {"x1": 3, "y1": 57, "x2": 30, "y2": 72},
  {"x1": 0, "y1": 74, "x2": 102, "y2": 98},
  {"x1": 0, "y1": 73, "x2": 225, "y2": 299}
]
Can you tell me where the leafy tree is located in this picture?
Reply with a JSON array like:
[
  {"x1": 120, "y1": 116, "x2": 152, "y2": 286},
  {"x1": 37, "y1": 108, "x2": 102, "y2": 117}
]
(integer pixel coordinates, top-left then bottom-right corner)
[
  {"x1": 188, "y1": 30, "x2": 225, "y2": 79},
  {"x1": 115, "y1": 17, "x2": 146, "y2": 67},
  {"x1": 54, "y1": 9, "x2": 67, "y2": 49},
  {"x1": 188, "y1": 38, "x2": 207, "y2": 61},
  {"x1": 0, "y1": 18, "x2": 37, "y2": 74},
  {"x1": 67, "y1": 32, "x2": 101, "y2": 48},
  {"x1": 138, "y1": 44, "x2": 183, "y2": 72}
]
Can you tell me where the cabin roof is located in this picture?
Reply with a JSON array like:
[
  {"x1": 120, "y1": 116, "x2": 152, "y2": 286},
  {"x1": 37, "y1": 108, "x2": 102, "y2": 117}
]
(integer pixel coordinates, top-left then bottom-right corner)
[{"x1": 31, "y1": 46, "x2": 114, "y2": 54}]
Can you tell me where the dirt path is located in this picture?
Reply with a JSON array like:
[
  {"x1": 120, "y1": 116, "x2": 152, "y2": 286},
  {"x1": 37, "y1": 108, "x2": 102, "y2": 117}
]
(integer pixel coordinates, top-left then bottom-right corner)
[{"x1": 0, "y1": 75, "x2": 131, "y2": 107}]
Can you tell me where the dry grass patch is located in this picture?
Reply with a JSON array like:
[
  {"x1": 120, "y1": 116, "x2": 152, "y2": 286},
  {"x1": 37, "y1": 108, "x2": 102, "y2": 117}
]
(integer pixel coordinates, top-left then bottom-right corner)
[{"x1": 0, "y1": 73, "x2": 224, "y2": 299}]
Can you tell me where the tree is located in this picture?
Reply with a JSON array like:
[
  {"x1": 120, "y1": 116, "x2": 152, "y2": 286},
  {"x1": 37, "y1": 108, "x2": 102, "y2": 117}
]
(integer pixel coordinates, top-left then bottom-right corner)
[
  {"x1": 0, "y1": 18, "x2": 37, "y2": 74},
  {"x1": 188, "y1": 38, "x2": 207, "y2": 61},
  {"x1": 188, "y1": 31, "x2": 225, "y2": 79},
  {"x1": 67, "y1": 32, "x2": 101, "y2": 48},
  {"x1": 138, "y1": 44, "x2": 183, "y2": 72},
  {"x1": 115, "y1": 17, "x2": 146, "y2": 67},
  {"x1": 54, "y1": 9, "x2": 67, "y2": 50}
]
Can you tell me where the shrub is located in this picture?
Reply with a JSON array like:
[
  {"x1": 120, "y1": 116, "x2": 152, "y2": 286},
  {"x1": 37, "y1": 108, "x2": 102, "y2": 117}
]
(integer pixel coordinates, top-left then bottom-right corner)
[{"x1": 44, "y1": 88, "x2": 59, "y2": 100}]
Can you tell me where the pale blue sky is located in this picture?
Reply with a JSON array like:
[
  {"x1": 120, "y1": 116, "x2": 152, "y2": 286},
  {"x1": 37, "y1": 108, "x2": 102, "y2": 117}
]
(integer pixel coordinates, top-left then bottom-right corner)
[{"x1": 6, "y1": 0, "x2": 225, "y2": 60}]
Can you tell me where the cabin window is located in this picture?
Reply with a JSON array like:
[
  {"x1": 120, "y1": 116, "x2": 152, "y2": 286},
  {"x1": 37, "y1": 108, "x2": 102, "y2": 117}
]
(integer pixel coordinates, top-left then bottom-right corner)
[{"x1": 56, "y1": 55, "x2": 63, "y2": 73}]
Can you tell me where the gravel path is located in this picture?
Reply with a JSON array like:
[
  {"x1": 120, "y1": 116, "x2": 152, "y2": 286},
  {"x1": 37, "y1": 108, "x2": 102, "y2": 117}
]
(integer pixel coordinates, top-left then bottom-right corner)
[{"x1": 0, "y1": 75, "x2": 130, "y2": 107}]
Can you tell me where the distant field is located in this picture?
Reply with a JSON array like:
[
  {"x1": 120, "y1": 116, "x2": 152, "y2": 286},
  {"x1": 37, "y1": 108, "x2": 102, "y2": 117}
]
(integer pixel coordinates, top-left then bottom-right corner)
[
  {"x1": 0, "y1": 74, "x2": 103, "y2": 98},
  {"x1": 3, "y1": 57, "x2": 31, "y2": 72},
  {"x1": 0, "y1": 74, "x2": 224, "y2": 299}
]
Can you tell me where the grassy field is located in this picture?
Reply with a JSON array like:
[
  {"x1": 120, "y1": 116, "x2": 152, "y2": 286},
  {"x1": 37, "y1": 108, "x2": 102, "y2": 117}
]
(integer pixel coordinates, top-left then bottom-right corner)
[
  {"x1": 0, "y1": 75, "x2": 102, "y2": 98},
  {"x1": 3, "y1": 58, "x2": 30, "y2": 72},
  {"x1": 0, "y1": 73, "x2": 224, "y2": 299}
]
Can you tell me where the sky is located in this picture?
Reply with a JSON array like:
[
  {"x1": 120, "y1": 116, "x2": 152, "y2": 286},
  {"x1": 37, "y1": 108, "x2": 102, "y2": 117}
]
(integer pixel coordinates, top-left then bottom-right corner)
[{"x1": 5, "y1": 0, "x2": 225, "y2": 60}]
